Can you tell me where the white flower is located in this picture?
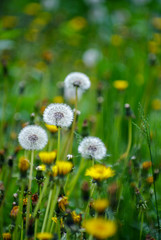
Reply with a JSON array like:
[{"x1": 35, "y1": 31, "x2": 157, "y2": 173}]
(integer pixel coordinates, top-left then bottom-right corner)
[
  {"x1": 18, "y1": 125, "x2": 48, "y2": 150},
  {"x1": 78, "y1": 136, "x2": 106, "y2": 160},
  {"x1": 82, "y1": 48, "x2": 101, "y2": 67},
  {"x1": 64, "y1": 72, "x2": 91, "y2": 90},
  {"x1": 43, "y1": 103, "x2": 73, "y2": 128},
  {"x1": 64, "y1": 86, "x2": 83, "y2": 102}
]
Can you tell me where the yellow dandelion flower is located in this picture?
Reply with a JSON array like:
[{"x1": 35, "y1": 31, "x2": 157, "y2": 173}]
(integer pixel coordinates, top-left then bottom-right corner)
[
  {"x1": 36, "y1": 232, "x2": 53, "y2": 240},
  {"x1": 58, "y1": 196, "x2": 68, "y2": 211},
  {"x1": 151, "y1": 99, "x2": 161, "y2": 111},
  {"x1": 148, "y1": 41, "x2": 158, "y2": 54},
  {"x1": 85, "y1": 164, "x2": 115, "y2": 181},
  {"x1": 45, "y1": 124, "x2": 58, "y2": 133},
  {"x1": 154, "y1": 33, "x2": 161, "y2": 45},
  {"x1": 51, "y1": 161, "x2": 73, "y2": 177},
  {"x1": 142, "y1": 161, "x2": 152, "y2": 170},
  {"x1": 23, "y1": 198, "x2": 28, "y2": 206},
  {"x1": 2, "y1": 233, "x2": 11, "y2": 240},
  {"x1": 2, "y1": 16, "x2": 18, "y2": 29},
  {"x1": 113, "y1": 80, "x2": 128, "y2": 91},
  {"x1": 53, "y1": 96, "x2": 64, "y2": 103},
  {"x1": 152, "y1": 17, "x2": 161, "y2": 30},
  {"x1": 43, "y1": 51, "x2": 53, "y2": 63},
  {"x1": 68, "y1": 16, "x2": 87, "y2": 31},
  {"x1": 51, "y1": 217, "x2": 57, "y2": 223},
  {"x1": 36, "y1": 164, "x2": 46, "y2": 171},
  {"x1": 71, "y1": 211, "x2": 81, "y2": 223},
  {"x1": 92, "y1": 199, "x2": 109, "y2": 213},
  {"x1": 111, "y1": 34, "x2": 123, "y2": 46},
  {"x1": 10, "y1": 206, "x2": 19, "y2": 218},
  {"x1": 83, "y1": 218, "x2": 117, "y2": 239},
  {"x1": 24, "y1": 3, "x2": 41, "y2": 16},
  {"x1": 18, "y1": 157, "x2": 30, "y2": 172},
  {"x1": 146, "y1": 176, "x2": 153, "y2": 184},
  {"x1": 39, "y1": 151, "x2": 57, "y2": 164}
]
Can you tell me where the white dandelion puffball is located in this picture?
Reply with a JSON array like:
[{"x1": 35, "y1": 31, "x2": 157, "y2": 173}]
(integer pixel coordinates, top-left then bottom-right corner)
[
  {"x1": 64, "y1": 86, "x2": 83, "y2": 102},
  {"x1": 64, "y1": 72, "x2": 91, "y2": 90},
  {"x1": 78, "y1": 136, "x2": 106, "y2": 160},
  {"x1": 43, "y1": 103, "x2": 73, "y2": 128},
  {"x1": 18, "y1": 125, "x2": 48, "y2": 150}
]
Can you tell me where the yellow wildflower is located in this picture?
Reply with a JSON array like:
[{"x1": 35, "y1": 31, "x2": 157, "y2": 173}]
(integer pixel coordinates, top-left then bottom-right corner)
[
  {"x1": 10, "y1": 206, "x2": 19, "y2": 218},
  {"x1": 24, "y1": 3, "x2": 41, "y2": 16},
  {"x1": 58, "y1": 196, "x2": 68, "y2": 211},
  {"x1": 85, "y1": 164, "x2": 115, "y2": 181},
  {"x1": 71, "y1": 211, "x2": 81, "y2": 223},
  {"x1": 151, "y1": 99, "x2": 161, "y2": 111},
  {"x1": 2, "y1": 233, "x2": 11, "y2": 240},
  {"x1": 36, "y1": 232, "x2": 53, "y2": 240},
  {"x1": 68, "y1": 17, "x2": 87, "y2": 31},
  {"x1": 43, "y1": 51, "x2": 53, "y2": 63},
  {"x1": 18, "y1": 157, "x2": 30, "y2": 172},
  {"x1": 39, "y1": 151, "x2": 57, "y2": 164},
  {"x1": 2, "y1": 16, "x2": 18, "y2": 29},
  {"x1": 111, "y1": 34, "x2": 123, "y2": 46},
  {"x1": 148, "y1": 41, "x2": 158, "y2": 54},
  {"x1": 51, "y1": 217, "x2": 57, "y2": 223},
  {"x1": 146, "y1": 176, "x2": 153, "y2": 184},
  {"x1": 45, "y1": 124, "x2": 58, "y2": 133},
  {"x1": 92, "y1": 199, "x2": 109, "y2": 213},
  {"x1": 51, "y1": 161, "x2": 73, "y2": 177},
  {"x1": 83, "y1": 218, "x2": 117, "y2": 239},
  {"x1": 142, "y1": 161, "x2": 152, "y2": 170},
  {"x1": 36, "y1": 164, "x2": 46, "y2": 171},
  {"x1": 23, "y1": 198, "x2": 28, "y2": 206},
  {"x1": 113, "y1": 80, "x2": 128, "y2": 91},
  {"x1": 152, "y1": 17, "x2": 161, "y2": 30},
  {"x1": 53, "y1": 96, "x2": 64, "y2": 103}
]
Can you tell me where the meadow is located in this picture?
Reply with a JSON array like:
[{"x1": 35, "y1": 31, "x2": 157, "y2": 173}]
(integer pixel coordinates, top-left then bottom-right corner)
[{"x1": 0, "y1": 0, "x2": 161, "y2": 239}]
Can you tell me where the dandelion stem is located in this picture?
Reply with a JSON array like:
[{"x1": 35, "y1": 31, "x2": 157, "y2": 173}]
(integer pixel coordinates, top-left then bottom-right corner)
[
  {"x1": 33, "y1": 175, "x2": 49, "y2": 218},
  {"x1": 139, "y1": 211, "x2": 144, "y2": 240},
  {"x1": 57, "y1": 127, "x2": 61, "y2": 162},
  {"x1": 41, "y1": 189, "x2": 52, "y2": 232},
  {"x1": 26, "y1": 150, "x2": 34, "y2": 232},
  {"x1": 34, "y1": 218, "x2": 38, "y2": 240}
]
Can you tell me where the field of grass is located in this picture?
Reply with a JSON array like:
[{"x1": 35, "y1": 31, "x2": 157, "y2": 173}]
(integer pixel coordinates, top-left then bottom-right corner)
[{"x1": 1, "y1": 0, "x2": 161, "y2": 239}]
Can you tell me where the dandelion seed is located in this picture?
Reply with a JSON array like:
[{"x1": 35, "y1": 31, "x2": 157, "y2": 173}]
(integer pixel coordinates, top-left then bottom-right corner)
[
  {"x1": 64, "y1": 72, "x2": 91, "y2": 90},
  {"x1": 43, "y1": 103, "x2": 73, "y2": 128},
  {"x1": 18, "y1": 125, "x2": 48, "y2": 150},
  {"x1": 78, "y1": 136, "x2": 106, "y2": 160}
]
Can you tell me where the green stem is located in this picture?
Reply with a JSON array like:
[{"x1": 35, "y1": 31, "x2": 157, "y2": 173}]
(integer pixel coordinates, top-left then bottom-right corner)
[
  {"x1": 33, "y1": 175, "x2": 49, "y2": 218},
  {"x1": 139, "y1": 211, "x2": 144, "y2": 240},
  {"x1": 46, "y1": 185, "x2": 60, "y2": 232},
  {"x1": 125, "y1": 118, "x2": 132, "y2": 161},
  {"x1": 34, "y1": 218, "x2": 38, "y2": 240},
  {"x1": 41, "y1": 189, "x2": 52, "y2": 232},
  {"x1": 21, "y1": 220, "x2": 24, "y2": 240},
  {"x1": 26, "y1": 150, "x2": 34, "y2": 231},
  {"x1": 57, "y1": 127, "x2": 61, "y2": 162},
  {"x1": 84, "y1": 183, "x2": 96, "y2": 219}
]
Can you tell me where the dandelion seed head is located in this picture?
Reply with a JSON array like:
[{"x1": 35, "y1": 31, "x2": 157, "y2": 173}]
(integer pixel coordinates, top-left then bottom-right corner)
[
  {"x1": 18, "y1": 125, "x2": 48, "y2": 150},
  {"x1": 78, "y1": 136, "x2": 106, "y2": 160},
  {"x1": 43, "y1": 103, "x2": 73, "y2": 128},
  {"x1": 64, "y1": 72, "x2": 91, "y2": 90}
]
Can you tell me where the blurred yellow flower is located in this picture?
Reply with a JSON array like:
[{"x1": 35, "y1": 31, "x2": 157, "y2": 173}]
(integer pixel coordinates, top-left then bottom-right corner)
[
  {"x1": 39, "y1": 151, "x2": 57, "y2": 164},
  {"x1": 148, "y1": 41, "x2": 158, "y2": 54},
  {"x1": 113, "y1": 80, "x2": 128, "y2": 91},
  {"x1": 23, "y1": 198, "x2": 28, "y2": 206},
  {"x1": 52, "y1": 161, "x2": 73, "y2": 176},
  {"x1": 151, "y1": 99, "x2": 161, "y2": 111},
  {"x1": 2, "y1": 16, "x2": 18, "y2": 29},
  {"x1": 2, "y1": 233, "x2": 11, "y2": 240},
  {"x1": 45, "y1": 124, "x2": 58, "y2": 133},
  {"x1": 71, "y1": 211, "x2": 81, "y2": 223},
  {"x1": 25, "y1": 28, "x2": 39, "y2": 42},
  {"x1": 154, "y1": 33, "x2": 161, "y2": 45},
  {"x1": 53, "y1": 96, "x2": 64, "y2": 103},
  {"x1": 85, "y1": 164, "x2": 115, "y2": 181},
  {"x1": 68, "y1": 17, "x2": 87, "y2": 31},
  {"x1": 146, "y1": 176, "x2": 153, "y2": 184},
  {"x1": 92, "y1": 199, "x2": 109, "y2": 213},
  {"x1": 18, "y1": 157, "x2": 30, "y2": 172},
  {"x1": 142, "y1": 161, "x2": 152, "y2": 170},
  {"x1": 58, "y1": 196, "x2": 68, "y2": 211},
  {"x1": 83, "y1": 218, "x2": 117, "y2": 239},
  {"x1": 36, "y1": 232, "x2": 53, "y2": 240},
  {"x1": 10, "y1": 206, "x2": 19, "y2": 218},
  {"x1": 24, "y1": 3, "x2": 41, "y2": 16},
  {"x1": 37, "y1": 164, "x2": 46, "y2": 171},
  {"x1": 152, "y1": 17, "x2": 161, "y2": 30},
  {"x1": 35, "y1": 61, "x2": 47, "y2": 72},
  {"x1": 51, "y1": 217, "x2": 57, "y2": 223},
  {"x1": 111, "y1": 34, "x2": 123, "y2": 46}
]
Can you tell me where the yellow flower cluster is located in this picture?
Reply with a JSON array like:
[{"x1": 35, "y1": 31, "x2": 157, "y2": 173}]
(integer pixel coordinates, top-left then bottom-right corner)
[
  {"x1": 85, "y1": 164, "x2": 115, "y2": 181},
  {"x1": 83, "y1": 218, "x2": 117, "y2": 239},
  {"x1": 142, "y1": 161, "x2": 152, "y2": 170},
  {"x1": 71, "y1": 211, "x2": 81, "y2": 223},
  {"x1": 39, "y1": 151, "x2": 57, "y2": 164},
  {"x1": 2, "y1": 233, "x2": 11, "y2": 240},
  {"x1": 58, "y1": 196, "x2": 68, "y2": 211},
  {"x1": 52, "y1": 161, "x2": 73, "y2": 176}
]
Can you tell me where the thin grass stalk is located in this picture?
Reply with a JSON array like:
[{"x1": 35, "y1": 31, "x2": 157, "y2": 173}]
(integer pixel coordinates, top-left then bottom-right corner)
[
  {"x1": 26, "y1": 150, "x2": 34, "y2": 232},
  {"x1": 139, "y1": 211, "x2": 144, "y2": 240},
  {"x1": 41, "y1": 189, "x2": 52, "y2": 232},
  {"x1": 34, "y1": 218, "x2": 38, "y2": 240}
]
